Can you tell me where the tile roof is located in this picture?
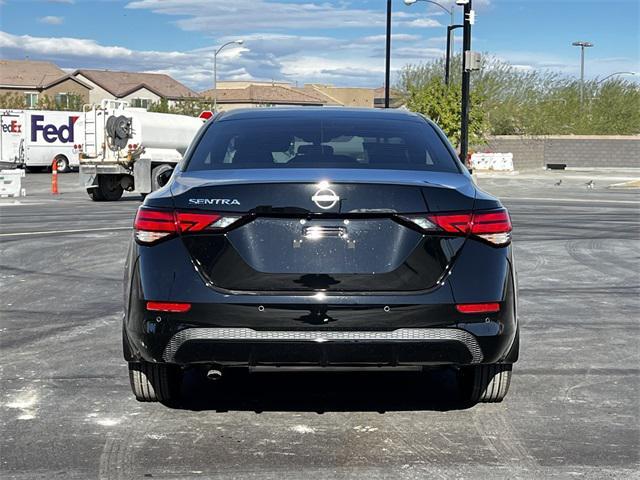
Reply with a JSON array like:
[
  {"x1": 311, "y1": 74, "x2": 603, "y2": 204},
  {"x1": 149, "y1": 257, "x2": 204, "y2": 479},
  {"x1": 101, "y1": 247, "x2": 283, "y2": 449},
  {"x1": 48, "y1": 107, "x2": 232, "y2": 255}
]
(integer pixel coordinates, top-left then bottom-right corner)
[
  {"x1": 201, "y1": 85, "x2": 326, "y2": 105},
  {"x1": 73, "y1": 69, "x2": 198, "y2": 99},
  {"x1": 0, "y1": 59, "x2": 68, "y2": 88}
]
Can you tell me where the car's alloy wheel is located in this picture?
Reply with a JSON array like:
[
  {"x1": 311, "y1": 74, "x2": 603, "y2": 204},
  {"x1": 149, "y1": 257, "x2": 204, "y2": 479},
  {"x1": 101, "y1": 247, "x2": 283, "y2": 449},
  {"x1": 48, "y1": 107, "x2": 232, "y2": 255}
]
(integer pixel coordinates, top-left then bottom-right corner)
[
  {"x1": 460, "y1": 363, "x2": 512, "y2": 403},
  {"x1": 128, "y1": 362, "x2": 181, "y2": 404}
]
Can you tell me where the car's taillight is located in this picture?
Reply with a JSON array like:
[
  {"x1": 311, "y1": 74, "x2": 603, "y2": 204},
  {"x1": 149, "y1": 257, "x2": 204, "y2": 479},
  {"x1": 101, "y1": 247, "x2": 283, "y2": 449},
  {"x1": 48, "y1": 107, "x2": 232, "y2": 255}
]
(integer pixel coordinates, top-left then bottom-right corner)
[
  {"x1": 134, "y1": 207, "x2": 242, "y2": 244},
  {"x1": 402, "y1": 208, "x2": 512, "y2": 245}
]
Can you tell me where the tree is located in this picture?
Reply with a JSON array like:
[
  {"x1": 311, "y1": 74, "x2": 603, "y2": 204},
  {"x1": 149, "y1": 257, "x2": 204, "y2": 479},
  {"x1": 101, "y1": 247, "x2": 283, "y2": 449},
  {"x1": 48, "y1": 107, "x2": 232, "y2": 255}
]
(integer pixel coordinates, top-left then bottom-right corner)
[
  {"x1": 0, "y1": 92, "x2": 85, "y2": 111},
  {"x1": 405, "y1": 77, "x2": 487, "y2": 147},
  {"x1": 148, "y1": 98, "x2": 211, "y2": 117},
  {"x1": 397, "y1": 55, "x2": 640, "y2": 137},
  {"x1": 0, "y1": 93, "x2": 27, "y2": 109}
]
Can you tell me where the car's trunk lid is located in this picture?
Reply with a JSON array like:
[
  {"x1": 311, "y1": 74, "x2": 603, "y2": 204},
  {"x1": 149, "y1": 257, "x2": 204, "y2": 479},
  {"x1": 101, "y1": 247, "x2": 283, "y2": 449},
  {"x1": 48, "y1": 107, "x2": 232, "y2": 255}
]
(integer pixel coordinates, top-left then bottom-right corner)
[{"x1": 171, "y1": 169, "x2": 476, "y2": 292}]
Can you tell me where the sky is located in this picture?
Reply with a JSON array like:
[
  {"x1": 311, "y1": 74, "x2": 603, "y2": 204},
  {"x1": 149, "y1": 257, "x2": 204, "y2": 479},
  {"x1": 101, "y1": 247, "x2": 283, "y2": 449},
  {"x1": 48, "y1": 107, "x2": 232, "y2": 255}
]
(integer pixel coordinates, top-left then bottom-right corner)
[{"x1": 0, "y1": 0, "x2": 638, "y2": 92}]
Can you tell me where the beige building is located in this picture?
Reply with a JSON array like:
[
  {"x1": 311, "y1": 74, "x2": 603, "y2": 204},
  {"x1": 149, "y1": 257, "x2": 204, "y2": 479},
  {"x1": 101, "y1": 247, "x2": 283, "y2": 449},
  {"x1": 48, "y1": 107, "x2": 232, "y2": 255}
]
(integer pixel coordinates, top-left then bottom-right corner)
[
  {"x1": 0, "y1": 59, "x2": 91, "y2": 108},
  {"x1": 303, "y1": 84, "x2": 374, "y2": 108},
  {"x1": 203, "y1": 81, "x2": 382, "y2": 111},
  {"x1": 373, "y1": 87, "x2": 405, "y2": 109},
  {"x1": 216, "y1": 80, "x2": 294, "y2": 90},
  {"x1": 201, "y1": 84, "x2": 326, "y2": 111},
  {"x1": 72, "y1": 69, "x2": 199, "y2": 108}
]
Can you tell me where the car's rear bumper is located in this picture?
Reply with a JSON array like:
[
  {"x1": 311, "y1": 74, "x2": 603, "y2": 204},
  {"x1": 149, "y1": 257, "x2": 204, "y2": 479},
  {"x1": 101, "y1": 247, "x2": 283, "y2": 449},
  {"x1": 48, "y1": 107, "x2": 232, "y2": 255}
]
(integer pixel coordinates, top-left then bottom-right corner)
[
  {"x1": 124, "y1": 293, "x2": 518, "y2": 367},
  {"x1": 162, "y1": 327, "x2": 484, "y2": 365},
  {"x1": 123, "y1": 237, "x2": 519, "y2": 368}
]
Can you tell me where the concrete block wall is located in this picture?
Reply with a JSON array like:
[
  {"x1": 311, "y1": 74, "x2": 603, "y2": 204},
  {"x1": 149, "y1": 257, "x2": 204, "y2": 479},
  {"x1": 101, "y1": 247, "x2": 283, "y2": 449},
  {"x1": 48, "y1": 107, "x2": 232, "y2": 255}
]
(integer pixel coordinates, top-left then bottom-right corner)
[{"x1": 474, "y1": 135, "x2": 640, "y2": 170}]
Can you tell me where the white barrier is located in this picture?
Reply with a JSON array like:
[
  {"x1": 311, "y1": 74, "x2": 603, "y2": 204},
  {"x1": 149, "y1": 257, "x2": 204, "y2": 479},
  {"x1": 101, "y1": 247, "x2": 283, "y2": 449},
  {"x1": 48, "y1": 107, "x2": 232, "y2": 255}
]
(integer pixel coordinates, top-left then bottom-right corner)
[
  {"x1": 0, "y1": 169, "x2": 26, "y2": 198},
  {"x1": 470, "y1": 153, "x2": 514, "y2": 171}
]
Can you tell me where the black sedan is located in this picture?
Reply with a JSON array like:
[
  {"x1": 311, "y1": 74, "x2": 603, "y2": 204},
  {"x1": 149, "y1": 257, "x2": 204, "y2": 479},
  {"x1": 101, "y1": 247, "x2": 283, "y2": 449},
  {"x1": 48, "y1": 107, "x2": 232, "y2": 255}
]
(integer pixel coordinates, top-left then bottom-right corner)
[{"x1": 123, "y1": 107, "x2": 519, "y2": 405}]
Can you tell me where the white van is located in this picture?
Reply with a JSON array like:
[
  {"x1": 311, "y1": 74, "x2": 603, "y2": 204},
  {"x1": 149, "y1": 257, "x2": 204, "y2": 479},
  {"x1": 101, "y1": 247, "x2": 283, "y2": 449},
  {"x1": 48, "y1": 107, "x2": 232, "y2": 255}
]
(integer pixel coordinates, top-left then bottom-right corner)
[{"x1": 0, "y1": 109, "x2": 82, "y2": 172}]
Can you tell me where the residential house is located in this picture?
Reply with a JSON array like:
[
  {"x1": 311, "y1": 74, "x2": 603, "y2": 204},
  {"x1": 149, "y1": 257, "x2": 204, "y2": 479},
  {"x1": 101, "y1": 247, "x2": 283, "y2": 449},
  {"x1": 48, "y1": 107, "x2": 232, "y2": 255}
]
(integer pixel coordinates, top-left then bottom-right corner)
[
  {"x1": 72, "y1": 69, "x2": 199, "y2": 108},
  {"x1": 0, "y1": 59, "x2": 91, "y2": 108},
  {"x1": 373, "y1": 87, "x2": 405, "y2": 109},
  {"x1": 201, "y1": 83, "x2": 326, "y2": 111},
  {"x1": 302, "y1": 84, "x2": 374, "y2": 108}
]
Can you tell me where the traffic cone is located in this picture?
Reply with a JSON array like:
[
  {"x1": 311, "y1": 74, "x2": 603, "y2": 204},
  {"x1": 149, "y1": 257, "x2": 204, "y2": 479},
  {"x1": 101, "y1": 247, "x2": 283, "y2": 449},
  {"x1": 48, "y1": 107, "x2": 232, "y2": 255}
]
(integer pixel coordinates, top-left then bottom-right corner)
[{"x1": 51, "y1": 158, "x2": 58, "y2": 195}]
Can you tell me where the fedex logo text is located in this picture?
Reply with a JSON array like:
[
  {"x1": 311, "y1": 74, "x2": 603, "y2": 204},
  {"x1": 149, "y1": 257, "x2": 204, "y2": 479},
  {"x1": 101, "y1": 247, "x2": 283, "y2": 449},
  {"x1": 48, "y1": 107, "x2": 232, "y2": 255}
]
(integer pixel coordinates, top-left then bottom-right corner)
[
  {"x1": 1, "y1": 120, "x2": 22, "y2": 134},
  {"x1": 31, "y1": 115, "x2": 79, "y2": 143}
]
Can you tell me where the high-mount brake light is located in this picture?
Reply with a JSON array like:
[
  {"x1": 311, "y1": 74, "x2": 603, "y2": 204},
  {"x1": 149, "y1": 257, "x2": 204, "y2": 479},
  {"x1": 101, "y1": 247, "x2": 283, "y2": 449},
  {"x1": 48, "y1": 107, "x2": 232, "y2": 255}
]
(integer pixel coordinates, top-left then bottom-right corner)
[
  {"x1": 146, "y1": 301, "x2": 192, "y2": 313},
  {"x1": 403, "y1": 208, "x2": 512, "y2": 245},
  {"x1": 134, "y1": 208, "x2": 240, "y2": 244},
  {"x1": 456, "y1": 303, "x2": 500, "y2": 314}
]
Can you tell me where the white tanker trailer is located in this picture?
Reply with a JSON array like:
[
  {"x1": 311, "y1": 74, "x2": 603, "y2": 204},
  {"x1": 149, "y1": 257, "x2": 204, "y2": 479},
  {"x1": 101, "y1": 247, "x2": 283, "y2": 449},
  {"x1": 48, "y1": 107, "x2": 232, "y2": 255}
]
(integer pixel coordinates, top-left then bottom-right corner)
[{"x1": 78, "y1": 100, "x2": 205, "y2": 201}]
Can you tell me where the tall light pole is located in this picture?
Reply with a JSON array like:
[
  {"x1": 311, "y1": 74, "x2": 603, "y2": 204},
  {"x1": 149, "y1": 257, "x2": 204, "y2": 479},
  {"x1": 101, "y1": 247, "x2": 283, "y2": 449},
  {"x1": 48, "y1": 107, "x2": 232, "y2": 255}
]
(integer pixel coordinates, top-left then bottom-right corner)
[
  {"x1": 213, "y1": 39, "x2": 244, "y2": 113},
  {"x1": 404, "y1": 0, "x2": 456, "y2": 85},
  {"x1": 459, "y1": 0, "x2": 472, "y2": 165},
  {"x1": 572, "y1": 41, "x2": 594, "y2": 106},
  {"x1": 385, "y1": 0, "x2": 392, "y2": 108}
]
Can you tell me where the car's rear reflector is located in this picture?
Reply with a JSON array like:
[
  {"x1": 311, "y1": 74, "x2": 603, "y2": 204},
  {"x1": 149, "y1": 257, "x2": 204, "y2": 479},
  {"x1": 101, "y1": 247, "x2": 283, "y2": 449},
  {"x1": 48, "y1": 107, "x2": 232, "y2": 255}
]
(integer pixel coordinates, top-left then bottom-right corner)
[
  {"x1": 146, "y1": 301, "x2": 192, "y2": 313},
  {"x1": 456, "y1": 303, "x2": 500, "y2": 314}
]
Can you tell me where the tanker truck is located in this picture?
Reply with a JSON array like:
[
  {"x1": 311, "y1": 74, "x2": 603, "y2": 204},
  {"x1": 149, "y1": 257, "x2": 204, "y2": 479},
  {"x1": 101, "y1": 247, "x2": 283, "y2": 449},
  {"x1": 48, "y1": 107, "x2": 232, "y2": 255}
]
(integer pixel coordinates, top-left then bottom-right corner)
[{"x1": 78, "y1": 100, "x2": 205, "y2": 201}]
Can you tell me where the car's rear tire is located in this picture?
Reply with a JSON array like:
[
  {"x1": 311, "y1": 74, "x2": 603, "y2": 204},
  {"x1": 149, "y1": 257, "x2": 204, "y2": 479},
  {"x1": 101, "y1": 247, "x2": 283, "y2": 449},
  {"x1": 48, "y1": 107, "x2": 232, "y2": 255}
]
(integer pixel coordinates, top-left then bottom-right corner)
[
  {"x1": 128, "y1": 361, "x2": 181, "y2": 404},
  {"x1": 459, "y1": 363, "x2": 512, "y2": 404}
]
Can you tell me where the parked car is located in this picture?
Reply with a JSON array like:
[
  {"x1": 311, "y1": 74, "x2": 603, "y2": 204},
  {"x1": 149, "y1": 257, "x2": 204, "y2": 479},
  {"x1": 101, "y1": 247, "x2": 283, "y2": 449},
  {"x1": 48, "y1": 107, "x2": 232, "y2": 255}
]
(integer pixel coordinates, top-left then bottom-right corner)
[{"x1": 123, "y1": 107, "x2": 519, "y2": 405}]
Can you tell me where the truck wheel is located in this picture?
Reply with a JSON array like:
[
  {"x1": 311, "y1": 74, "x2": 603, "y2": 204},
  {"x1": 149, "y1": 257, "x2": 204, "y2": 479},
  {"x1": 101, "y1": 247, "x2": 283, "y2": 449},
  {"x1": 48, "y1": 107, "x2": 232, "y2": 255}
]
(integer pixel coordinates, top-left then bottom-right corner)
[
  {"x1": 54, "y1": 155, "x2": 70, "y2": 173},
  {"x1": 96, "y1": 175, "x2": 124, "y2": 201},
  {"x1": 128, "y1": 361, "x2": 181, "y2": 404},
  {"x1": 459, "y1": 364, "x2": 512, "y2": 404},
  {"x1": 87, "y1": 188, "x2": 105, "y2": 201},
  {"x1": 151, "y1": 164, "x2": 174, "y2": 191}
]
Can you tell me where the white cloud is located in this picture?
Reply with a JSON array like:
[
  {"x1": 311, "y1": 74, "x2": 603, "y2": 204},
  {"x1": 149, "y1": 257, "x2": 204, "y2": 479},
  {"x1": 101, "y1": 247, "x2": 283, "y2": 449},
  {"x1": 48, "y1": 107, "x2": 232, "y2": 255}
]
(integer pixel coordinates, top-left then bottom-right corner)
[
  {"x1": 0, "y1": 31, "x2": 189, "y2": 64},
  {"x1": 359, "y1": 34, "x2": 423, "y2": 44},
  {"x1": 126, "y1": 0, "x2": 389, "y2": 32},
  {"x1": 402, "y1": 18, "x2": 442, "y2": 29},
  {"x1": 38, "y1": 16, "x2": 64, "y2": 25}
]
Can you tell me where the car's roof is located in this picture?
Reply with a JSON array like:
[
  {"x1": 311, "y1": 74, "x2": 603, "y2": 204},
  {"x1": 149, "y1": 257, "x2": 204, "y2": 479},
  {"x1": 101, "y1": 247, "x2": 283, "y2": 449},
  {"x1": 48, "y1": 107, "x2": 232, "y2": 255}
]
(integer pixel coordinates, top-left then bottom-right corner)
[{"x1": 217, "y1": 107, "x2": 423, "y2": 122}]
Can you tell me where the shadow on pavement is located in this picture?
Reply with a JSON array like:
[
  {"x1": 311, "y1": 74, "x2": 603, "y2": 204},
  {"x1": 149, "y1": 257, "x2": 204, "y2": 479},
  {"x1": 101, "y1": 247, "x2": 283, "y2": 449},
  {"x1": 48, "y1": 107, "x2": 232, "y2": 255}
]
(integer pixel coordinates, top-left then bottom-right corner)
[{"x1": 173, "y1": 368, "x2": 470, "y2": 413}]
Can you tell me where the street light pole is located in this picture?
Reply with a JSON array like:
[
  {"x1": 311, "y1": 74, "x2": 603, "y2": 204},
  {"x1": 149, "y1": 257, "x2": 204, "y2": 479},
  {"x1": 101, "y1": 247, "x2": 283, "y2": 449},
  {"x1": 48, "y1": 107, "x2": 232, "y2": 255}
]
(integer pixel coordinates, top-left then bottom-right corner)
[
  {"x1": 459, "y1": 0, "x2": 472, "y2": 165},
  {"x1": 213, "y1": 39, "x2": 244, "y2": 113},
  {"x1": 597, "y1": 71, "x2": 637, "y2": 84},
  {"x1": 572, "y1": 41, "x2": 594, "y2": 106},
  {"x1": 385, "y1": 0, "x2": 392, "y2": 108},
  {"x1": 404, "y1": 0, "x2": 456, "y2": 84},
  {"x1": 446, "y1": 24, "x2": 463, "y2": 85}
]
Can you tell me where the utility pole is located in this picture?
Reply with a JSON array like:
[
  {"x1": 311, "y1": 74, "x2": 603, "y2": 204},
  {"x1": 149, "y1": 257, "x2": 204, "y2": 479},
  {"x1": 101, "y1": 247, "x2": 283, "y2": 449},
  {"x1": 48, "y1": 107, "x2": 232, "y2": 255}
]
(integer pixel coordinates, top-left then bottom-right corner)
[
  {"x1": 385, "y1": 0, "x2": 392, "y2": 108},
  {"x1": 459, "y1": 0, "x2": 472, "y2": 164}
]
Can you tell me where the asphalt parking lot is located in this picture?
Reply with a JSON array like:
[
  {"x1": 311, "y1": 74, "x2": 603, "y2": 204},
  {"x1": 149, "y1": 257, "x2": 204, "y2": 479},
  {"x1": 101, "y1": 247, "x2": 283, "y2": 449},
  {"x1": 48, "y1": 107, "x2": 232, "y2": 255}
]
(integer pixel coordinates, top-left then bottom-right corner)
[{"x1": 1, "y1": 170, "x2": 639, "y2": 479}]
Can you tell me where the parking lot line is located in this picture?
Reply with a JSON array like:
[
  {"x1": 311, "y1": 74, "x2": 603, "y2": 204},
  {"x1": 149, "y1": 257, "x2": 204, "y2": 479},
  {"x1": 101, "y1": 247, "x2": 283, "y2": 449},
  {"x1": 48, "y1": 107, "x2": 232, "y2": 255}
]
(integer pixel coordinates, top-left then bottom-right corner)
[
  {"x1": 501, "y1": 196, "x2": 639, "y2": 205},
  {"x1": 0, "y1": 226, "x2": 131, "y2": 237}
]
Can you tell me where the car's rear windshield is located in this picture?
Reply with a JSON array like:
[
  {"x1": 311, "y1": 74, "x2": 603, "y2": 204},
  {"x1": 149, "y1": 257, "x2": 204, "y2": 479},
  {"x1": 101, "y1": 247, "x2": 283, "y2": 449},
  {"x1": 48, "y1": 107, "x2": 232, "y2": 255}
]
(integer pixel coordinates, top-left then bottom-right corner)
[{"x1": 186, "y1": 116, "x2": 460, "y2": 173}]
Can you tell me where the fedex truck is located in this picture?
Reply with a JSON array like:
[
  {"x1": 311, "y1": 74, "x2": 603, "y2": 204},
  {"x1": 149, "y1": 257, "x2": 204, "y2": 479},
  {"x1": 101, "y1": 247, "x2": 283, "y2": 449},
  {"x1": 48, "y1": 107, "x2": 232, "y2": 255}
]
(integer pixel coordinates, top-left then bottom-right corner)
[{"x1": 0, "y1": 110, "x2": 82, "y2": 172}]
